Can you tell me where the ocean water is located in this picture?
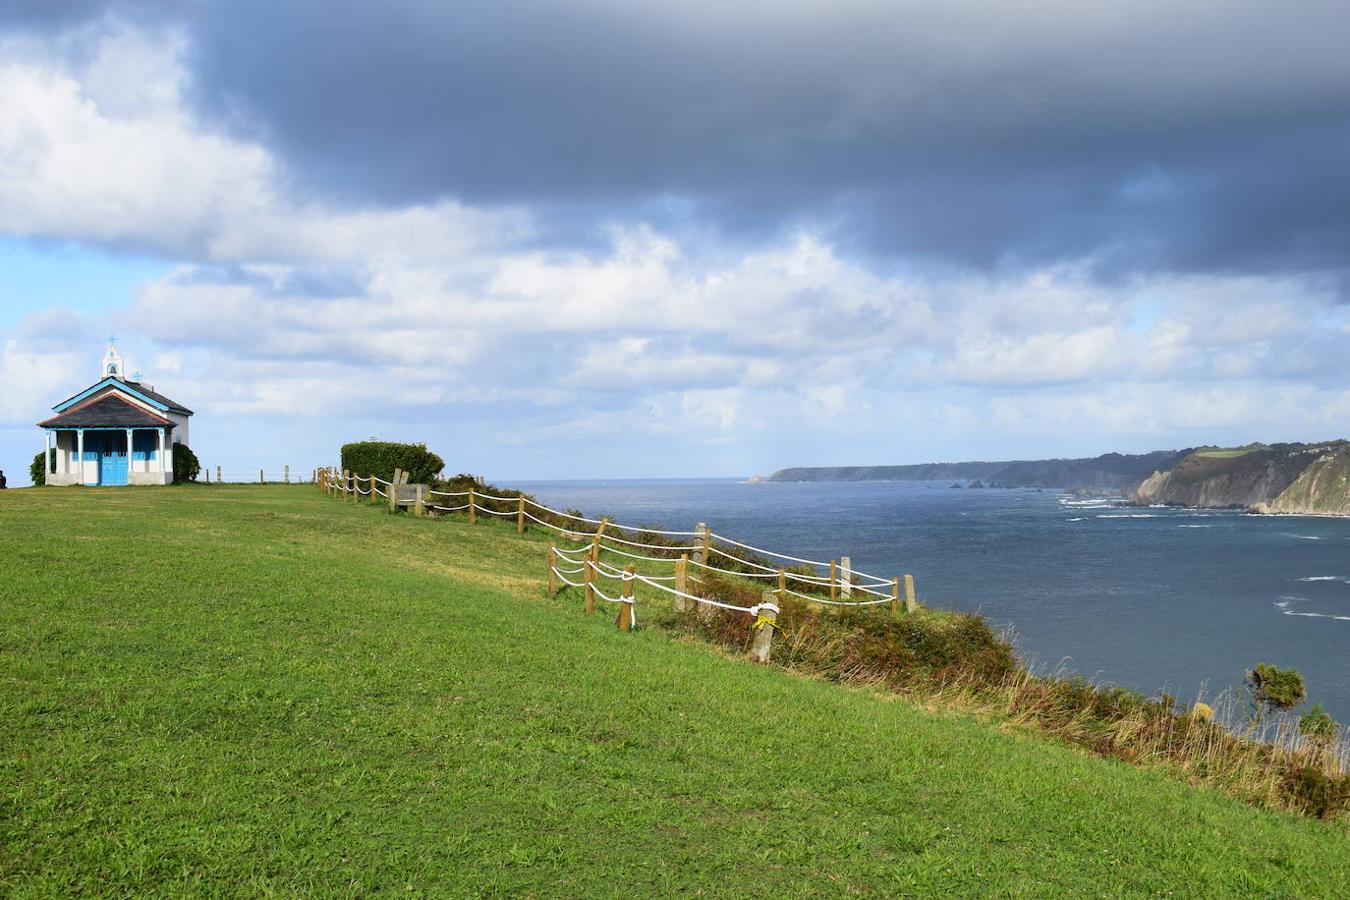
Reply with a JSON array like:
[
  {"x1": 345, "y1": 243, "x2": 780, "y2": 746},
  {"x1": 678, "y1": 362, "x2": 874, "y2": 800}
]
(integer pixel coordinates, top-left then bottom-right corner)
[{"x1": 514, "y1": 478, "x2": 1350, "y2": 721}]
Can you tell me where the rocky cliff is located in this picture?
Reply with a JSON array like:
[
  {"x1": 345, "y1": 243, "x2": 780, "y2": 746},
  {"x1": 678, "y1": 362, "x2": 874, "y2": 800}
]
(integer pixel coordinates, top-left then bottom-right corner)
[
  {"x1": 1133, "y1": 442, "x2": 1350, "y2": 514},
  {"x1": 1255, "y1": 447, "x2": 1350, "y2": 515}
]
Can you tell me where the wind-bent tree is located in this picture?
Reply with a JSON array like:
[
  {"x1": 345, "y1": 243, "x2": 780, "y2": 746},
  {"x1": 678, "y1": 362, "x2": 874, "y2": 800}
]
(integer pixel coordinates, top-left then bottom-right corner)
[{"x1": 1245, "y1": 662, "x2": 1306, "y2": 732}]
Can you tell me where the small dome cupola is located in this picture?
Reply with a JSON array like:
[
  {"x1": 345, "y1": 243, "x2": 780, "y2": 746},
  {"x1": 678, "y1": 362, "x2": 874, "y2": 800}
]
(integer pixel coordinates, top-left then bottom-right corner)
[{"x1": 102, "y1": 336, "x2": 125, "y2": 380}]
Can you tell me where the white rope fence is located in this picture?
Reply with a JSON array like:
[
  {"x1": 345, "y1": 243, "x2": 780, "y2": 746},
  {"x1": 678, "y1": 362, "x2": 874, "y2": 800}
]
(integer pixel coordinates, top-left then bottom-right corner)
[{"x1": 317, "y1": 466, "x2": 921, "y2": 618}]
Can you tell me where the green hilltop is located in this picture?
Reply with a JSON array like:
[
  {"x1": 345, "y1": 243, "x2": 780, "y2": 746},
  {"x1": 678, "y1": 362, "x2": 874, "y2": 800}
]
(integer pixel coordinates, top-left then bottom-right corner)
[{"x1": 1, "y1": 486, "x2": 1348, "y2": 894}]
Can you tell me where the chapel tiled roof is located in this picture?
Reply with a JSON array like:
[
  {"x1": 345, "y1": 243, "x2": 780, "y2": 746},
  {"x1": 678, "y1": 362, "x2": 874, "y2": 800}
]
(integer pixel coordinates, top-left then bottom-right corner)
[
  {"x1": 37, "y1": 394, "x2": 176, "y2": 429},
  {"x1": 50, "y1": 378, "x2": 193, "y2": 417},
  {"x1": 123, "y1": 381, "x2": 193, "y2": 415}
]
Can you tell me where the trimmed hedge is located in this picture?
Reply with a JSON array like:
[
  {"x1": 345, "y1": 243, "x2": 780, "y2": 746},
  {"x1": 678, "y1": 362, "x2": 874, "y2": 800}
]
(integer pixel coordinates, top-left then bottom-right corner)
[
  {"x1": 341, "y1": 441, "x2": 445, "y2": 485},
  {"x1": 173, "y1": 443, "x2": 201, "y2": 483}
]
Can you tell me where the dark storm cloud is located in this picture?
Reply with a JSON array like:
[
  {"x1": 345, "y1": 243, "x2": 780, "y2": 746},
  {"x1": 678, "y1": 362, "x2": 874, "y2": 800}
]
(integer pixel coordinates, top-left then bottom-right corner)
[
  {"x1": 0, "y1": 0, "x2": 175, "y2": 29},
  {"x1": 15, "y1": 1, "x2": 1350, "y2": 275}
]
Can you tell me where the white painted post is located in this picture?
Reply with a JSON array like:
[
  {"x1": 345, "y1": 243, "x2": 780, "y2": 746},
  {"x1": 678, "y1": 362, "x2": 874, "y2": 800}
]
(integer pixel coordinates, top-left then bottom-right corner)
[
  {"x1": 158, "y1": 428, "x2": 166, "y2": 477},
  {"x1": 841, "y1": 556, "x2": 852, "y2": 599},
  {"x1": 44, "y1": 430, "x2": 53, "y2": 476},
  {"x1": 77, "y1": 429, "x2": 85, "y2": 484},
  {"x1": 749, "y1": 594, "x2": 780, "y2": 664},
  {"x1": 126, "y1": 428, "x2": 134, "y2": 475}
]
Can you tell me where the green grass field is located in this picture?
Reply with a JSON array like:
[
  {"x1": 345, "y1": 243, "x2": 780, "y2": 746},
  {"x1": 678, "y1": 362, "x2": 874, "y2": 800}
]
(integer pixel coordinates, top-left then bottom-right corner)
[
  {"x1": 1193, "y1": 446, "x2": 1265, "y2": 459},
  {"x1": 2, "y1": 485, "x2": 1348, "y2": 895}
]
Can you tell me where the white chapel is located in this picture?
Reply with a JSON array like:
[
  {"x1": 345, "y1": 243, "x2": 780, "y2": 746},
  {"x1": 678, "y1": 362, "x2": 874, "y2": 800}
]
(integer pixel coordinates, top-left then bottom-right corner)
[{"x1": 37, "y1": 341, "x2": 194, "y2": 486}]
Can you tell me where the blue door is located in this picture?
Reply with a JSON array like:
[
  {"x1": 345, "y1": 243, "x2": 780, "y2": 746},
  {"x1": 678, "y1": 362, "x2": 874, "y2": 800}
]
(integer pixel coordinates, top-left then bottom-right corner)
[{"x1": 86, "y1": 432, "x2": 128, "y2": 485}]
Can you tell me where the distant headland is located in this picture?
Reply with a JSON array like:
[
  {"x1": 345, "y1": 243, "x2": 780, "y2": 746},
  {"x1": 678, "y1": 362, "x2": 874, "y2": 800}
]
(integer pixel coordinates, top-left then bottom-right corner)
[
  {"x1": 767, "y1": 449, "x2": 1188, "y2": 492},
  {"x1": 767, "y1": 441, "x2": 1350, "y2": 516}
]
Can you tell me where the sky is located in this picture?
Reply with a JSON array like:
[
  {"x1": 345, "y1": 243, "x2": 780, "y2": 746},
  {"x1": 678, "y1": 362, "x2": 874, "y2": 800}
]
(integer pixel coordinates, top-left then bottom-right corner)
[{"x1": 2, "y1": 1, "x2": 1348, "y2": 484}]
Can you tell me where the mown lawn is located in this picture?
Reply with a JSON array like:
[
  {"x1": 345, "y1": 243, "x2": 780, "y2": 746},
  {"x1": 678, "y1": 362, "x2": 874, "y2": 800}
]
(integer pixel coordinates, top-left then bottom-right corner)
[{"x1": 1, "y1": 485, "x2": 1347, "y2": 896}]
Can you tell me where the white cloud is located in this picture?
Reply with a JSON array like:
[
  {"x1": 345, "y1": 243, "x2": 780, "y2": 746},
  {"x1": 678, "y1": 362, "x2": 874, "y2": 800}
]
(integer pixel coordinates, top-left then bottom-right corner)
[
  {"x1": 0, "y1": 23, "x2": 525, "y2": 263},
  {"x1": 0, "y1": 338, "x2": 81, "y2": 422}
]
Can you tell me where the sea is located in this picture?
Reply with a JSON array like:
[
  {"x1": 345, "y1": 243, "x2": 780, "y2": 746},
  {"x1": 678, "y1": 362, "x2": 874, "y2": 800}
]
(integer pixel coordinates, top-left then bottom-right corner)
[{"x1": 514, "y1": 478, "x2": 1350, "y2": 721}]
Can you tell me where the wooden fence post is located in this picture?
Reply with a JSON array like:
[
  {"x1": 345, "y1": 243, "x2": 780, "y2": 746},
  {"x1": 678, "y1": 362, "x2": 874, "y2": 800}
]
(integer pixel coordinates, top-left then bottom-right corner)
[
  {"x1": 517, "y1": 496, "x2": 526, "y2": 533},
  {"x1": 584, "y1": 555, "x2": 596, "y2": 614},
  {"x1": 547, "y1": 543, "x2": 557, "y2": 595},
  {"x1": 414, "y1": 485, "x2": 426, "y2": 517},
  {"x1": 260, "y1": 468, "x2": 265, "y2": 484},
  {"x1": 387, "y1": 472, "x2": 399, "y2": 512},
  {"x1": 748, "y1": 593, "x2": 780, "y2": 664},
  {"x1": 903, "y1": 574, "x2": 918, "y2": 613},
  {"x1": 830, "y1": 560, "x2": 838, "y2": 603},
  {"x1": 778, "y1": 569, "x2": 787, "y2": 605},
  {"x1": 891, "y1": 577, "x2": 901, "y2": 614},
  {"x1": 675, "y1": 554, "x2": 689, "y2": 610},
  {"x1": 205, "y1": 467, "x2": 211, "y2": 485},
  {"x1": 696, "y1": 522, "x2": 709, "y2": 565},
  {"x1": 468, "y1": 488, "x2": 476, "y2": 525},
  {"x1": 840, "y1": 556, "x2": 852, "y2": 598},
  {"x1": 617, "y1": 566, "x2": 635, "y2": 631},
  {"x1": 351, "y1": 473, "x2": 360, "y2": 503}
]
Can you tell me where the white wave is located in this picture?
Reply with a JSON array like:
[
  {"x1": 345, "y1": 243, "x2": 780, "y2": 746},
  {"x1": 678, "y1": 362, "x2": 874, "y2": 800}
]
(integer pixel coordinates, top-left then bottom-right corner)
[
  {"x1": 1275, "y1": 596, "x2": 1350, "y2": 621},
  {"x1": 1298, "y1": 576, "x2": 1350, "y2": 583},
  {"x1": 1284, "y1": 533, "x2": 1323, "y2": 540},
  {"x1": 1177, "y1": 524, "x2": 1213, "y2": 528},
  {"x1": 1097, "y1": 513, "x2": 1162, "y2": 519},
  {"x1": 1066, "y1": 517, "x2": 1085, "y2": 522},
  {"x1": 1280, "y1": 610, "x2": 1350, "y2": 622}
]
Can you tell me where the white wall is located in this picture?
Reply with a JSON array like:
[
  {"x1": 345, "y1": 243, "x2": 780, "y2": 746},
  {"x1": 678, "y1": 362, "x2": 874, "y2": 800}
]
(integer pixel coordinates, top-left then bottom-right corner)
[{"x1": 168, "y1": 412, "x2": 190, "y2": 446}]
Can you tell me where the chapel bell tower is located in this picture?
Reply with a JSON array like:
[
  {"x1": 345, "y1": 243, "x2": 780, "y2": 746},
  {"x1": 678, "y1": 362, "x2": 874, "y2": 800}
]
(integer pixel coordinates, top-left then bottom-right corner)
[{"x1": 102, "y1": 336, "x2": 125, "y2": 380}]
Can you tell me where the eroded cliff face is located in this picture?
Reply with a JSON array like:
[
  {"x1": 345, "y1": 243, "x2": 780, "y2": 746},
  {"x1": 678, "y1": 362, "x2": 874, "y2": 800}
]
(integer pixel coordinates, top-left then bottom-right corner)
[
  {"x1": 1133, "y1": 443, "x2": 1350, "y2": 514},
  {"x1": 1257, "y1": 448, "x2": 1350, "y2": 515}
]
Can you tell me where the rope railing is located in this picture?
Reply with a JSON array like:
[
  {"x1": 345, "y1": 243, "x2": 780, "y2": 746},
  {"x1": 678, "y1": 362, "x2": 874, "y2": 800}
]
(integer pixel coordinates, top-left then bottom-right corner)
[{"x1": 314, "y1": 465, "x2": 921, "y2": 615}]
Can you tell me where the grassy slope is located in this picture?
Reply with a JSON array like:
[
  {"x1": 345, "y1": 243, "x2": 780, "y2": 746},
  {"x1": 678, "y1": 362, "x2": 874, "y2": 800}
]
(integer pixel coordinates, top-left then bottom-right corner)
[{"x1": 1, "y1": 486, "x2": 1347, "y2": 896}]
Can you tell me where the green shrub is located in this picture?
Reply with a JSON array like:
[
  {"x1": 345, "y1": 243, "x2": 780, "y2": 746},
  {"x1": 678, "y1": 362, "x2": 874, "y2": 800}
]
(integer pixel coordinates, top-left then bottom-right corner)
[
  {"x1": 662, "y1": 576, "x2": 1018, "y2": 690},
  {"x1": 31, "y1": 450, "x2": 51, "y2": 486},
  {"x1": 342, "y1": 441, "x2": 444, "y2": 485},
  {"x1": 172, "y1": 443, "x2": 201, "y2": 483},
  {"x1": 1284, "y1": 765, "x2": 1350, "y2": 819},
  {"x1": 1300, "y1": 704, "x2": 1337, "y2": 746}
]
